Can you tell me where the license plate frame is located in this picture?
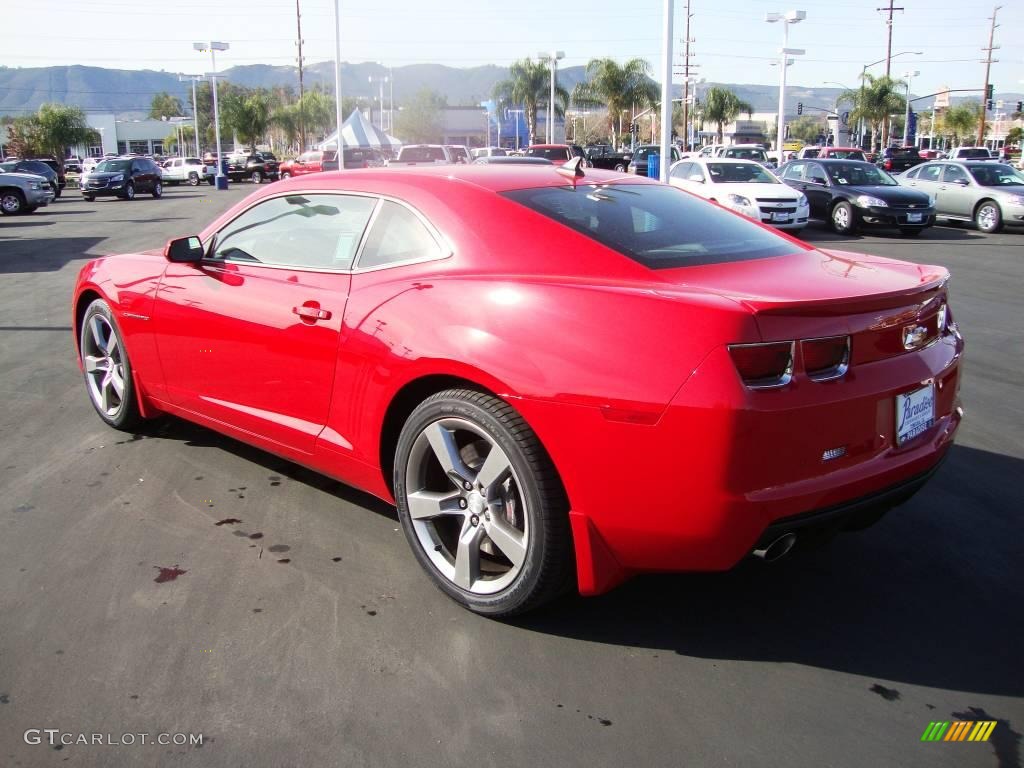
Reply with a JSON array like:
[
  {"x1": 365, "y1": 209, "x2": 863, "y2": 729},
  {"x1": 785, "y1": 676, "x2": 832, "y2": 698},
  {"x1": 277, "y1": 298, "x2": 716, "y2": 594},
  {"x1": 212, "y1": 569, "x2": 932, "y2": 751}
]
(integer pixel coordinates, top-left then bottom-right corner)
[
  {"x1": 895, "y1": 382, "x2": 935, "y2": 446},
  {"x1": 906, "y1": 212, "x2": 923, "y2": 223},
  {"x1": 771, "y1": 211, "x2": 790, "y2": 223}
]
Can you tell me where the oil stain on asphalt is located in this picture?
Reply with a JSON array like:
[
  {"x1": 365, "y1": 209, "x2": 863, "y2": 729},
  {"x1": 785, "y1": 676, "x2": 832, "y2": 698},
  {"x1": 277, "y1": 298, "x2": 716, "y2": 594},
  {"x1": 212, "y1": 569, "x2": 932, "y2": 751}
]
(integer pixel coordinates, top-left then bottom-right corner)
[{"x1": 153, "y1": 566, "x2": 187, "y2": 584}]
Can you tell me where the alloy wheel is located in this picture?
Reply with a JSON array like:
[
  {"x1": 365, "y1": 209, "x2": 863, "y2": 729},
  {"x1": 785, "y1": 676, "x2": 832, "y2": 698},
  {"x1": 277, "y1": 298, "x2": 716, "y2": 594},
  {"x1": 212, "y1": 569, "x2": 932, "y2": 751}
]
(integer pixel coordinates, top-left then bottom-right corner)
[
  {"x1": 833, "y1": 204, "x2": 851, "y2": 231},
  {"x1": 976, "y1": 203, "x2": 999, "y2": 233},
  {"x1": 1, "y1": 193, "x2": 23, "y2": 214},
  {"x1": 404, "y1": 418, "x2": 528, "y2": 595},
  {"x1": 82, "y1": 314, "x2": 126, "y2": 418}
]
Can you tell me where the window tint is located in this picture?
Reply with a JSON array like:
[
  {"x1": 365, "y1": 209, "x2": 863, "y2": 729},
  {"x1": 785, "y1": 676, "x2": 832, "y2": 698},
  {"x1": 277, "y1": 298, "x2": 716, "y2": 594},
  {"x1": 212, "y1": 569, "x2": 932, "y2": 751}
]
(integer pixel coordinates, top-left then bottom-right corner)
[
  {"x1": 502, "y1": 183, "x2": 801, "y2": 270},
  {"x1": 670, "y1": 161, "x2": 692, "y2": 179},
  {"x1": 807, "y1": 164, "x2": 829, "y2": 184},
  {"x1": 919, "y1": 164, "x2": 942, "y2": 182},
  {"x1": 357, "y1": 201, "x2": 443, "y2": 269},
  {"x1": 968, "y1": 163, "x2": 1024, "y2": 186},
  {"x1": 826, "y1": 163, "x2": 896, "y2": 186},
  {"x1": 707, "y1": 162, "x2": 778, "y2": 183},
  {"x1": 525, "y1": 147, "x2": 572, "y2": 162},
  {"x1": 904, "y1": 166, "x2": 921, "y2": 179},
  {"x1": 212, "y1": 194, "x2": 376, "y2": 270},
  {"x1": 942, "y1": 164, "x2": 969, "y2": 184}
]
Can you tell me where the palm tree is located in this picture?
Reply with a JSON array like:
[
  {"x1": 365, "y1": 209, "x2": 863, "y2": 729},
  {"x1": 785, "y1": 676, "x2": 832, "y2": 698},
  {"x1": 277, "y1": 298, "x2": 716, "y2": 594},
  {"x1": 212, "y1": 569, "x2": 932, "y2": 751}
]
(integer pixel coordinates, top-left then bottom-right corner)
[
  {"x1": 271, "y1": 103, "x2": 301, "y2": 152},
  {"x1": 571, "y1": 58, "x2": 658, "y2": 149},
  {"x1": 493, "y1": 58, "x2": 569, "y2": 146},
  {"x1": 1006, "y1": 126, "x2": 1023, "y2": 147},
  {"x1": 223, "y1": 91, "x2": 274, "y2": 152},
  {"x1": 701, "y1": 87, "x2": 754, "y2": 143},
  {"x1": 939, "y1": 103, "x2": 980, "y2": 147},
  {"x1": 841, "y1": 74, "x2": 905, "y2": 150}
]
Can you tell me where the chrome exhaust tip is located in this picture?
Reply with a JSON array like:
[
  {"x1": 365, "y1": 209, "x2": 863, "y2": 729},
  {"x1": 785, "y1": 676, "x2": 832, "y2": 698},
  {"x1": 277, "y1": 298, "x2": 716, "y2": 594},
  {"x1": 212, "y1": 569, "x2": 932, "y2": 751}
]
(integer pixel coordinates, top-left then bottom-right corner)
[{"x1": 752, "y1": 532, "x2": 797, "y2": 562}]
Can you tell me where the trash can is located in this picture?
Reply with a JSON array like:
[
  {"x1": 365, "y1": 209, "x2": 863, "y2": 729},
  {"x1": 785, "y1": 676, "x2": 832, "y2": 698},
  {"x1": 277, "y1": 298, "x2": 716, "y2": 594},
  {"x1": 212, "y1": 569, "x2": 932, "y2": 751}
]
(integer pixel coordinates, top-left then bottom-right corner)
[
  {"x1": 647, "y1": 153, "x2": 660, "y2": 180},
  {"x1": 215, "y1": 159, "x2": 229, "y2": 190}
]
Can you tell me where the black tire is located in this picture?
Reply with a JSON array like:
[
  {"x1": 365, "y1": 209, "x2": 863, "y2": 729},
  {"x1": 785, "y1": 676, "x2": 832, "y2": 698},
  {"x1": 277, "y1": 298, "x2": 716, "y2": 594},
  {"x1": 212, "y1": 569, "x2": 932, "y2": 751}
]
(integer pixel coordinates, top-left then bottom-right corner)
[
  {"x1": 79, "y1": 298, "x2": 144, "y2": 431},
  {"x1": 53, "y1": 185, "x2": 61, "y2": 199},
  {"x1": 83, "y1": 195, "x2": 95, "y2": 202},
  {"x1": 974, "y1": 200, "x2": 1003, "y2": 234},
  {"x1": 250, "y1": 170, "x2": 263, "y2": 184},
  {"x1": 830, "y1": 200, "x2": 857, "y2": 234},
  {"x1": 123, "y1": 182, "x2": 135, "y2": 201},
  {"x1": 188, "y1": 172, "x2": 199, "y2": 186},
  {"x1": 614, "y1": 163, "x2": 626, "y2": 172},
  {"x1": 152, "y1": 181, "x2": 163, "y2": 199},
  {"x1": 0, "y1": 189, "x2": 25, "y2": 215},
  {"x1": 899, "y1": 227, "x2": 923, "y2": 237},
  {"x1": 207, "y1": 177, "x2": 216, "y2": 185},
  {"x1": 281, "y1": 171, "x2": 291, "y2": 180},
  {"x1": 394, "y1": 389, "x2": 573, "y2": 617}
]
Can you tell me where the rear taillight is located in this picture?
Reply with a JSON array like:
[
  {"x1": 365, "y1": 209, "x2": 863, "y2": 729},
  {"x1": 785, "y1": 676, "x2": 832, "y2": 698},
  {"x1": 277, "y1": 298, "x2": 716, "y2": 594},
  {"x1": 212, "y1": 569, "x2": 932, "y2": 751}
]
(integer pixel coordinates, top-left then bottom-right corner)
[
  {"x1": 802, "y1": 335, "x2": 850, "y2": 381},
  {"x1": 884, "y1": 159, "x2": 893, "y2": 170},
  {"x1": 728, "y1": 342, "x2": 794, "y2": 389}
]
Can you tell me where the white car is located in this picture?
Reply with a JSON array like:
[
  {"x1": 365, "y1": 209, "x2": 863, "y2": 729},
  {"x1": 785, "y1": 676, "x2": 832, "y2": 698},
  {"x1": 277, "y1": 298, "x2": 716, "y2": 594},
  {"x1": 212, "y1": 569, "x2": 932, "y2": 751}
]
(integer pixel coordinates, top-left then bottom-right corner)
[
  {"x1": 160, "y1": 157, "x2": 210, "y2": 186},
  {"x1": 82, "y1": 157, "x2": 103, "y2": 174},
  {"x1": 669, "y1": 157, "x2": 810, "y2": 232}
]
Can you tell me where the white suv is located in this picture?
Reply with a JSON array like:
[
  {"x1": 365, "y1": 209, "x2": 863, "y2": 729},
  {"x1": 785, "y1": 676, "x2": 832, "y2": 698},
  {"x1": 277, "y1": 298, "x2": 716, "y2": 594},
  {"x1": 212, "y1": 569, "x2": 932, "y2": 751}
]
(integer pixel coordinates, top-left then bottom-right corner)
[{"x1": 160, "y1": 157, "x2": 211, "y2": 186}]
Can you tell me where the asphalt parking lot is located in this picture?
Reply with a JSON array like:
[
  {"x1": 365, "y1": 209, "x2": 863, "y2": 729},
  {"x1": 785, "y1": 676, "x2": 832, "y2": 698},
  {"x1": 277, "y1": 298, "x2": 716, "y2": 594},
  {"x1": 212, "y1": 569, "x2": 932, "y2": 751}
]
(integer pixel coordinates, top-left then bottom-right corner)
[{"x1": 1, "y1": 184, "x2": 1022, "y2": 768}]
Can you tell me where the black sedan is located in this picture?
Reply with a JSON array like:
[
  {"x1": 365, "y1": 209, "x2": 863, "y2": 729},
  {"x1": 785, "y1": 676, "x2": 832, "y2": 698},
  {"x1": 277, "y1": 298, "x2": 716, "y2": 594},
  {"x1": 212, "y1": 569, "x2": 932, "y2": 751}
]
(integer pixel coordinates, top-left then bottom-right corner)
[
  {"x1": 777, "y1": 159, "x2": 935, "y2": 235},
  {"x1": 627, "y1": 144, "x2": 681, "y2": 177}
]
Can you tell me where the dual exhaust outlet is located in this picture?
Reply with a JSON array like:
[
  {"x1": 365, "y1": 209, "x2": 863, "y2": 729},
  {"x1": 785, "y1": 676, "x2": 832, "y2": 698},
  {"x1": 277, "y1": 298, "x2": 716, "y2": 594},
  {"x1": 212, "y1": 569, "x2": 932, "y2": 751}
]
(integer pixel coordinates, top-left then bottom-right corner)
[{"x1": 751, "y1": 532, "x2": 798, "y2": 563}]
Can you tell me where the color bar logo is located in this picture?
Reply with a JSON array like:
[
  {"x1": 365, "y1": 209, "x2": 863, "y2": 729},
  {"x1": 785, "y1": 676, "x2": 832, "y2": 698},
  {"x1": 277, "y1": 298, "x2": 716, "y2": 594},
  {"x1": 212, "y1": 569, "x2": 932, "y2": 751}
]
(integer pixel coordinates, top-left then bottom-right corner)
[{"x1": 921, "y1": 721, "x2": 997, "y2": 742}]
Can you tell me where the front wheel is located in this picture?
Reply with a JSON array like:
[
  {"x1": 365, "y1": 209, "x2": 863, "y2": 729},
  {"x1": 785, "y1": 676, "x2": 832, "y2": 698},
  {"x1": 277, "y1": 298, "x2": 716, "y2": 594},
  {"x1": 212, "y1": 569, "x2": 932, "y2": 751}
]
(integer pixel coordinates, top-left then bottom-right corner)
[
  {"x1": 250, "y1": 170, "x2": 263, "y2": 184},
  {"x1": 281, "y1": 171, "x2": 291, "y2": 180},
  {"x1": 830, "y1": 201, "x2": 857, "y2": 234},
  {"x1": 614, "y1": 163, "x2": 626, "y2": 172},
  {"x1": 123, "y1": 182, "x2": 135, "y2": 200},
  {"x1": 394, "y1": 389, "x2": 572, "y2": 617},
  {"x1": 79, "y1": 298, "x2": 143, "y2": 431},
  {"x1": 975, "y1": 201, "x2": 1002, "y2": 233},
  {"x1": 188, "y1": 172, "x2": 199, "y2": 186},
  {"x1": 0, "y1": 190, "x2": 25, "y2": 215}
]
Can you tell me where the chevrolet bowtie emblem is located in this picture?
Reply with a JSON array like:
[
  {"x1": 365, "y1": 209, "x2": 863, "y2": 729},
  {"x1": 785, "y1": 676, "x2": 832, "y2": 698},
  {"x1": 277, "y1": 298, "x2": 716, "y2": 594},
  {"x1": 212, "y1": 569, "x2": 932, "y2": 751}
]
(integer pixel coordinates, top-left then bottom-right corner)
[{"x1": 903, "y1": 324, "x2": 928, "y2": 350}]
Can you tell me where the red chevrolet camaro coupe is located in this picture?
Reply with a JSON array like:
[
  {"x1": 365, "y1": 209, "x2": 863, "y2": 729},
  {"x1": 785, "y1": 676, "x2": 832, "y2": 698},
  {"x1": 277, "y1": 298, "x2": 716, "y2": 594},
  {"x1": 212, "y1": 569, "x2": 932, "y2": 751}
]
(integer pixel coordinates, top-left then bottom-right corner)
[{"x1": 73, "y1": 164, "x2": 963, "y2": 616}]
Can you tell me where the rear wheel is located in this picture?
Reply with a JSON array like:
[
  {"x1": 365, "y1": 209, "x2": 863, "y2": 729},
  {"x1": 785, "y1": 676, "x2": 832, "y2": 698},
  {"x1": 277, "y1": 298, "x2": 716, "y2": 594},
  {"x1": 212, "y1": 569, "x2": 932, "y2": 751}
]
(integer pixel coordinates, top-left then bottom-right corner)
[
  {"x1": 250, "y1": 170, "x2": 263, "y2": 184},
  {"x1": 394, "y1": 389, "x2": 572, "y2": 617},
  {"x1": 830, "y1": 201, "x2": 857, "y2": 234},
  {"x1": 0, "y1": 190, "x2": 25, "y2": 215},
  {"x1": 188, "y1": 172, "x2": 199, "y2": 186},
  {"x1": 281, "y1": 171, "x2": 291, "y2": 180},
  {"x1": 79, "y1": 299, "x2": 143, "y2": 431},
  {"x1": 123, "y1": 182, "x2": 135, "y2": 200},
  {"x1": 83, "y1": 195, "x2": 95, "y2": 202},
  {"x1": 974, "y1": 200, "x2": 1002, "y2": 233},
  {"x1": 614, "y1": 163, "x2": 626, "y2": 172},
  {"x1": 152, "y1": 181, "x2": 163, "y2": 199}
]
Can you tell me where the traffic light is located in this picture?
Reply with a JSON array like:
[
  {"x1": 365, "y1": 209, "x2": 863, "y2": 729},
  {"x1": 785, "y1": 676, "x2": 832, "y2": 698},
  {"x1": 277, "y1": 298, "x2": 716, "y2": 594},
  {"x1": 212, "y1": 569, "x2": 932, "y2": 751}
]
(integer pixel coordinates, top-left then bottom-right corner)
[
  {"x1": 797, "y1": 102, "x2": 803, "y2": 115},
  {"x1": 1017, "y1": 101, "x2": 1023, "y2": 113},
  {"x1": 986, "y1": 84, "x2": 994, "y2": 100},
  {"x1": 986, "y1": 100, "x2": 994, "y2": 111}
]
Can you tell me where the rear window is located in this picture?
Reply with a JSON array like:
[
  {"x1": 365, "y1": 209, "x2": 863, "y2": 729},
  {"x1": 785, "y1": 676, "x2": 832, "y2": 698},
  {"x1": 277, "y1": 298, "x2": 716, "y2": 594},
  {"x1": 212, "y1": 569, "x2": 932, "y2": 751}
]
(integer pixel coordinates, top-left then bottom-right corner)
[
  {"x1": 501, "y1": 183, "x2": 800, "y2": 269},
  {"x1": 887, "y1": 147, "x2": 920, "y2": 158},
  {"x1": 525, "y1": 147, "x2": 571, "y2": 162},
  {"x1": 957, "y1": 148, "x2": 990, "y2": 159},
  {"x1": 401, "y1": 146, "x2": 447, "y2": 162},
  {"x1": 826, "y1": 150, "x2": 865, "y2": 160},
  {"x1": 723, "y1": 148, "x2": 766, "y2": 161}
]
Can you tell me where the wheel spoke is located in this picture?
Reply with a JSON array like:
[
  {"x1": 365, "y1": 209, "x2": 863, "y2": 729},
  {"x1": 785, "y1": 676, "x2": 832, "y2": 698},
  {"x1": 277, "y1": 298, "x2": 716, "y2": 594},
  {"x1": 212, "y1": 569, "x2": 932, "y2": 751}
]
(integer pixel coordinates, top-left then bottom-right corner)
[
  {"x1": 475, "y1": 446, "x2": 511, "y2": 492},
  {"x1": 453, "y1": 519, "x2": 485, "y2": 590},
  {"x1": 484, "y1": 517, "x2": 526, "y2": 568},
  {"x1": 106, "y1": 332, "x2": 119, "y2": 360},
  {"x1": 109, "y1": 369, "x2": 125, "y2": 398},
  {"x1": 88, "y1": 316, "x2": 106, "y2": 351},
  {"x1": 83, "y1": 355, "x2": 108, "y2": 373},
  {"x1": 424, "y1": 422, "x2": 473, "y2": 485},
  {"x1": 406, "y1": 489, "x2": 463, "y2": 521},
  {"x1": 100, "y1": 375, "x2": 113, "y2": 412}
]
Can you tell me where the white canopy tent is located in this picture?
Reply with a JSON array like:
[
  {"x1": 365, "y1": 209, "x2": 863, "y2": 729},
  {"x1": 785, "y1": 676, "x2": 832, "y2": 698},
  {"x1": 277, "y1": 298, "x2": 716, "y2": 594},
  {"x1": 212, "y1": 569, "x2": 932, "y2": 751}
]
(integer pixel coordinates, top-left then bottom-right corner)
[{"x1": 317, "y1": 109, "x2": 402, "y2": 151}]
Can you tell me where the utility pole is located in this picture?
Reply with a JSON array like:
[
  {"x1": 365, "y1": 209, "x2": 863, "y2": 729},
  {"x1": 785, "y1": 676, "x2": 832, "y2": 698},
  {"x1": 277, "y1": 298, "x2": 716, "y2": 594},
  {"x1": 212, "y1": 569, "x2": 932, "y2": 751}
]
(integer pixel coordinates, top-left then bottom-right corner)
[
  {"x1": 296, "y1": 0, "x2": 306, "y2": 150},
  {"x1": 876, "y1": 0, "x2": 903, "y2": 148},
  {"x1": 681, "y1": 0, "x2": 693, "y2": 149},
  {"x1": 978, "y1": 5, "x2": 1001, "y2": 147}
]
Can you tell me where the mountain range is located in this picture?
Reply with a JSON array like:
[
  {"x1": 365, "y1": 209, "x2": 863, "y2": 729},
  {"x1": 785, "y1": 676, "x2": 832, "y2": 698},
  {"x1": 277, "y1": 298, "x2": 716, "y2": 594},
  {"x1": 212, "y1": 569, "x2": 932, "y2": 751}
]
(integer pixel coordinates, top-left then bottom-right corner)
[{"x1": 1, "y1": 63, "x2": 1020, "y2": 120}]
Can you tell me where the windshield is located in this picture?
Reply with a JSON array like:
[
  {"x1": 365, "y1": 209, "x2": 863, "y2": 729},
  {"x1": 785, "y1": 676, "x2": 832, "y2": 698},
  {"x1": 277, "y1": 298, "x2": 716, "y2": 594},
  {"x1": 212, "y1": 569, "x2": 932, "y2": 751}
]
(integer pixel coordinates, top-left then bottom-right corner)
[
  {"x1": 400, "y1": 146, "x2": 447, "y2": 162},
  {"x1": 826, "y1": 163, "x2": 897, "y2": 186},
  {"x1": 723, "y1": 148, "x2": 767, "y2": 161},
  {"x1": 526, "y1": 147, "x2": 571, "y2": 161},
  {"x1": 706, "y1": 163, "x2": 778, "y2": 184},
  {"x1": 502, "y1": 183, "x2": 800, "y2": 269},
  {"x1": 96, "y1": 159, "x2": 130, "y2": 173},
  {"x1": 968, "y1": 164, "x2": 1024, "y2": 187},
  {"x1": 0, "y1": 161, "x2": 16, "y2": 172}
]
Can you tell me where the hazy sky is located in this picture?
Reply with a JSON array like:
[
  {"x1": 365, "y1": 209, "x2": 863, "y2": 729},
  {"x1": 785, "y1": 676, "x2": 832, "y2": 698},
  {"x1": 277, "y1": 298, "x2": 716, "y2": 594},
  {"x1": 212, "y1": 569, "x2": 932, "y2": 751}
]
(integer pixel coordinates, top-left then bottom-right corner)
[{"x1": 5, "y1": 0, "x2": 1023, "y2": 97}]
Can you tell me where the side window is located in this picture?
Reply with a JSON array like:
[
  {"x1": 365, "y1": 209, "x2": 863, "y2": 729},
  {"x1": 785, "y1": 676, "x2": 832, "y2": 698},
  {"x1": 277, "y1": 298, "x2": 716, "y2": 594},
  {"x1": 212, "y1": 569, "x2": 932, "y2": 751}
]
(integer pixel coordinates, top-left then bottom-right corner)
[
  {"x1": 212, "y1": 193, "x2": 376, "y2": 270},
  {"x1": 670, "y1": 161, "x2": 690, "y2": 180},
  {"x1": 807, "y1": 164, "x2": 828, "y2": 184},
  {"x1": 783, "y1": 162, "x2": 805, "y2": 180},
  {"x1": 942, "y1": 164, "x2": 969, "y2": 184},
  {"x1": 357, "y1": 201, "x2": 444, "y2": 270},
  {"x1": 920, "y1": 164, "x2": 942, "y2": 182},
  {"x1": 131, "y1": 161, "x2": 142, "y2": 174},
  {"x1": 904, "y1": 166, "x2": 920, "y2": 179}
]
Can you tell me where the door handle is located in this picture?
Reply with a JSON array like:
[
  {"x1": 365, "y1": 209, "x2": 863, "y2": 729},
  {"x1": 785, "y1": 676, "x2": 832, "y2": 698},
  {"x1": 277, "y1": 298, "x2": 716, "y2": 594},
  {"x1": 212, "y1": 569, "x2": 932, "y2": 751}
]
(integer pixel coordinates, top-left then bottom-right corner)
[{"x1": 292, "y1": 305, "x2": 332, "y2": 321}]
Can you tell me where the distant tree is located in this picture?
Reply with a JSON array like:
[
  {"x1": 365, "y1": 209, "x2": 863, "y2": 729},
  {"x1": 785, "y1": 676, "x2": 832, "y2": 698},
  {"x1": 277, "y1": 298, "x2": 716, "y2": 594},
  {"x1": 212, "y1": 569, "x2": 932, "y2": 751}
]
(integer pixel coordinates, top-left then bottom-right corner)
[
  {"x1": 223, "y1": 91, "x2": 274, "y2": 152},
  {"x1": 938, "y1": 103, "x2": 980, "y2": 147},
  {"x1": 493, "y1": 58, "x2": 568, "y2": 146},
  {"x1": 702, "y1": 87, "x2": 754, "y2": 143},
  {"x1": 787, "y1": 115, "x2": 824, "y2": 144},
  {"x1": 571, "y1": 58, "x2": 658, "y2": 149},
  {"x1": 149, "y1": 92, "x2": 185, "y2": 120},
  {"x1": 34, "y1": 104, "x2": 92, "y2": 169},
  {"x1": 1006, "y1": 126, "x2": 1023, "y2": 147},
  {"x1": 163, "y1": 125, "x2": 196, "y2": 155},
  {"x1": 5, "y1": 116, "x2": 43, "y2": 157},
  {"x1": 394, "y1": 89, "x2": 446, "y2": 144},
  {"x1": 299, "y1": 89, "x2": 338, "y2": 143},
  {"x1": 841, "y1": 74, "x2": 905, "y2": 150}
]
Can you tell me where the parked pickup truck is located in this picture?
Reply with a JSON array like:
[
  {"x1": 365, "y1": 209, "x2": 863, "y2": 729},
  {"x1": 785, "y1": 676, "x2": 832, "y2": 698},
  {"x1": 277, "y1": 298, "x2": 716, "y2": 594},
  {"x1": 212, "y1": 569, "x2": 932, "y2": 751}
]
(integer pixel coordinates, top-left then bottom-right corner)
[
  {"x1": 946, "y1": 147, "x2": 997, "y2": 161},
  {"x1": 226, "y1": 152, "x2": 280, "y2": 183},
  {"x1": 875, "y1": 146, "x2": 925, "y2": 173},
  {"x1": 585, "y1": 144, "x2": 632, "y2": 171},
  {"x1": 385, "y1": 145, "x2": 456, "y2": 166},
  {"x1": 160, "y1": 157, "x2": 213, "y2": 186}
]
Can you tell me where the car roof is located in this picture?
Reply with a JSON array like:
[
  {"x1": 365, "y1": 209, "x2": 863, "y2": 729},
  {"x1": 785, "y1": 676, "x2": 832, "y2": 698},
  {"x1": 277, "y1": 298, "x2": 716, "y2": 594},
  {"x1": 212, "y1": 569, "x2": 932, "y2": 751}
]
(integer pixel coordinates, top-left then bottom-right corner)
[
  {"x1": 810, "y1": 158, "x2": 873, "y2": 164},
  {"x1": 526, "y1": 144, "x2": 570, "y2": 149},
  {"x1": 693, "y1": 157, "x2": 763, "y2": 165},
  {"x1": 267, "y1": 165, "x2": 657, "y2": 194},
  {"x1": 822, "y1": 147, "x2": 861, "y2": 151}
]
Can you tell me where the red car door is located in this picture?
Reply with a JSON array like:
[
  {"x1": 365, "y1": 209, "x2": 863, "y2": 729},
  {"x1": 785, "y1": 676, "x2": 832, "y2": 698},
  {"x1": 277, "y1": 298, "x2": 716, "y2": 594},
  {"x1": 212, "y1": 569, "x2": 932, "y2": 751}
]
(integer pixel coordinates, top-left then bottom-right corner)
[{"x1": 153, "y1": 192, "x2": 377, "y2": 453}]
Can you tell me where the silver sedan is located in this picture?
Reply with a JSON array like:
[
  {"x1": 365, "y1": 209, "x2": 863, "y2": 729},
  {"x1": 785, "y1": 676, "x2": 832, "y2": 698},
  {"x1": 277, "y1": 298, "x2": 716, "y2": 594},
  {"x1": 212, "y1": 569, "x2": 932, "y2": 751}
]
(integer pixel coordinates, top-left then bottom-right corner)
[{"x1": 899, "y1": 160, "x2": 1024, "y2": 233}]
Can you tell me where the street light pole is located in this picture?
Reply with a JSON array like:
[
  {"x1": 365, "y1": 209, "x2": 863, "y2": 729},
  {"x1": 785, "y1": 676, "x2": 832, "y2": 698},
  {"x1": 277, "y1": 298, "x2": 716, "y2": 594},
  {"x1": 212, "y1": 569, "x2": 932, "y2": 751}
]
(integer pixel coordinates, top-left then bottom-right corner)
[
  {"x1": 766, "y1": 10, "x2": 806, "y2": 166},
  {"x1": 538, "y1": 51, "x2": 565, "y2": 144},
  {"x1": 192, "y1": 42, "x2": 229, "y2": 188},
  {"x1": 659, "y1": 0, "x2": 674, "y2": 182},
  {"x1": 179, "y1": 74, "x2": 202, "y2": 157},
  {"x1": 902, "y1": 69, "x2": 920, "y2": 146},
  {"x1": 859, "y1": 50, "x2": 921, "y2": 149},
  {"x1": 332, "y1": 0, "x2": 344, "y2": 170}
]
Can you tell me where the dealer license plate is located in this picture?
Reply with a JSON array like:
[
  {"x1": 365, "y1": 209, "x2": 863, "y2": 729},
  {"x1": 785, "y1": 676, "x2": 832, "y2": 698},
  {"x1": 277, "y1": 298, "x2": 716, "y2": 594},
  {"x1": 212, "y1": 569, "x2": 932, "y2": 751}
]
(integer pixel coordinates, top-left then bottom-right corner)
[
  {"x1": 906, "y1": 212, "x2": 922, "y2": 223},
  {"x1": 771, "y1": 212, "x2": 790, "y2": 222},
  {"x1": 895, "y1": 383, "x2": 935, "y2": 446}
]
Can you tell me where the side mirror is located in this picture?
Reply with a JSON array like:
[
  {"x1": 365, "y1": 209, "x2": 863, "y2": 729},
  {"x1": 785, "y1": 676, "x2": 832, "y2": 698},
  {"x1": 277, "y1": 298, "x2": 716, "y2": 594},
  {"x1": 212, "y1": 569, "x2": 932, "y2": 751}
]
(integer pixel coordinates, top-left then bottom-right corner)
[{"x1": 164, "y1": 235, "x2": 205, "y2": 264}]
